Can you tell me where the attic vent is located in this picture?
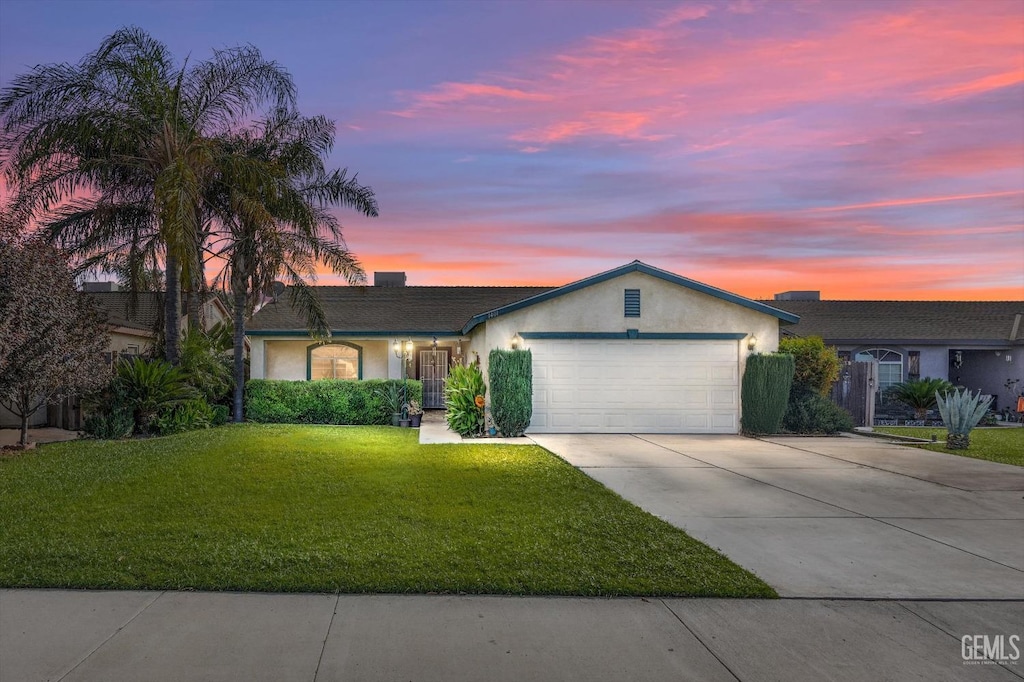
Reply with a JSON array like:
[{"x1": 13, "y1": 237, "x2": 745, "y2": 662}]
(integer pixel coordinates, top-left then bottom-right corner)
[
  {"x1": 374, "y1": 272, "x2": 407, "y2": 287},
  {"x1": 624, "y1": 289, "x2": 641, "y2": 318}
]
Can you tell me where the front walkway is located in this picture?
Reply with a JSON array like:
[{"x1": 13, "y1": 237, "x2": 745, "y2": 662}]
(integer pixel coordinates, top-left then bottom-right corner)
[
  {"x1": 0, "y1": 427, "x2": 80, "y2": 448},
  {"x1": 3, "y1": 590, "x2": 1021, "y2": 682},
  {"x1": 530, "y1": 433, "x2": 1024, "y2": 599}
]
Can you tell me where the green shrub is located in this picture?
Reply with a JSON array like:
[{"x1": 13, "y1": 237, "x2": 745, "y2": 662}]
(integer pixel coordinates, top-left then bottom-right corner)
[
  {"x1": 210, "y1": 404, "x2": 230, "y2": 426},
  {"x1": 245, "y1": 379, "x2": 422, "y2": 425},
  {"x1": 179, "y1": 327, "x2": 233, "y2": 404},
  {"x1": 778, "y1": 336, "x2": 840, "y2": 396},
  {"x1": 741, "y1": 353, "x2": 794, "y2": 435},
  {"x1": 154, "y1": 398, "x2": 214, "y2": 436},
  {"x1": 886, "y1": 377, "x2": 955, "y2": 419},
  {"x1": 115, "y1": 357, "x2": 196, "y2": 433},
  {"x1": 489, "y1": 349, "x2": 533, "y2": 437},
  {"x1": 783, "y1": 388, "x2": 854, "y2": 434},
  {"x1": 82, "y1": 380, "x2": 134, "y2": 439},
  {"x1": 445, "y1": 364, "x2": 486, "y2": 437}
]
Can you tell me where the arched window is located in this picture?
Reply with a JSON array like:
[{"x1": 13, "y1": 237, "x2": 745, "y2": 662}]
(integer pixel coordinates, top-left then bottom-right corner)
[
  {"x1": 855, "y1": 348, "x2": 903, "y2": 392},
  {"x1": 308, "y1": 342, "x2": 361, "y2": 380}
]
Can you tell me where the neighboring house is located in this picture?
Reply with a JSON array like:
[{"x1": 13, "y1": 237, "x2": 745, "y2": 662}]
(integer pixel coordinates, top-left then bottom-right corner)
[
  {"x1": 247, "y1": 261, "x2": 798, "y2": 434},
  {"x1": 85, "y1": 283, "x2": 232, "y2": 361},
  {"x1": 0, "y1": 284, "x2": 232, "y2": 430},
  {"x1": 766, "y1": 292, "x2": 1024, "y2": 413}
]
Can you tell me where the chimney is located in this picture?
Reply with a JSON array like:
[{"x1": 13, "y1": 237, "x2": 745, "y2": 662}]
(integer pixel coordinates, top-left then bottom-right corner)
[
  {"x1": 374, "y1": 272, "x2": 407, "y2": 287},
  {"x1": 774, "y1": 291, "x2": 820, "y2": 301},
  {"x1": 82, "y1": 282, "x2": 122, "y2": 292}
]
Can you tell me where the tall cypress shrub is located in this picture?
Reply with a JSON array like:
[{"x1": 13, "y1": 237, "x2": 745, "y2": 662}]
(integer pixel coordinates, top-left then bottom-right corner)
[
  {"x1": 489, "y1": 349, "x2": 533, "y2": 437},
  {"x1": 741, "y1": 353, "x2": 795, "y2": 435}
]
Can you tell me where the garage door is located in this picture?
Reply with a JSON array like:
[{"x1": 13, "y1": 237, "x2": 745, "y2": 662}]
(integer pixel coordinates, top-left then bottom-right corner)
[{"x1": 529, "y1": 339, "x2": 739, "y2": 434}]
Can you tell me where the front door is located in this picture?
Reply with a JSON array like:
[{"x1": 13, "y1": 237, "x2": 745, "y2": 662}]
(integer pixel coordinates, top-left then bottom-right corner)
[{"x1": 419, "y1": 350, "x2": 449, "y2": 408}]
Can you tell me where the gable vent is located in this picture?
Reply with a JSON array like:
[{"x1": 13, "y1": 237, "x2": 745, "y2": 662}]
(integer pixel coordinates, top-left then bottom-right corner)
[{"x1": 624, "y1": 289, "x2": 641, "y2": 317}]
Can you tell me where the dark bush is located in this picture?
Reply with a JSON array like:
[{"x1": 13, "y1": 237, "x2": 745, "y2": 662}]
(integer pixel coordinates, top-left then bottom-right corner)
[
  {"x1": 245, "y1": 379, "x2": 422, "y2": 424},
  {"x1": 488, "y1": 349, "x2": 533, "y2": 437},
  {"x1": 82, "y1": 380, "x2": 134, "y2": 439},
  {"x1": 783, "y1": 387, "x2": 854, "y2": 434},
  {"x1": 153, "y1": 398, "x2": 214, "y2": 436},
  {"x1": 210, "y1": 404, "x2": 231, "y2": 426},
  {"x1": 741, "y1": 353, "x2": 794, "y2": 435}
]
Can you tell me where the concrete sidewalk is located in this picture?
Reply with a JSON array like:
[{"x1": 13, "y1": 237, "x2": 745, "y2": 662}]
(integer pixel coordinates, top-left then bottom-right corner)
[{"x1": 2, "y1": 590, "x2": 1021, "y2": 682}]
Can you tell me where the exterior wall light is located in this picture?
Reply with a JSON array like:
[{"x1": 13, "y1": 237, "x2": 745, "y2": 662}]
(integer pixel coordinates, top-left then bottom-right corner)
[
  {"x1": 747, "y1": 335, "x2": 757, "y2": 351},
  {"x1": 511, "y1": 333, "x2": 523, "y2": 350}
]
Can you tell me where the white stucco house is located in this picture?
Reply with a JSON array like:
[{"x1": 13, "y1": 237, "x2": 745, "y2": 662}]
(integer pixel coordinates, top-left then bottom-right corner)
[{"x1": 246, "y1": 261, "x2": 800, "y2": 434}]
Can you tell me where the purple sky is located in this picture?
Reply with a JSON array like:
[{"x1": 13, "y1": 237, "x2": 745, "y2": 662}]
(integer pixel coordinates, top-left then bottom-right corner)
[{"x1": 1, "y1": 0, "x2": 1022, "y2": 299}]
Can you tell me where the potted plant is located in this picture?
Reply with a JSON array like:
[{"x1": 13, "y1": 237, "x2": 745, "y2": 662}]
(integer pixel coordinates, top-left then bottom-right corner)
[{"x1": 406, "y1": 399, "x2": 423, "y2": 427}]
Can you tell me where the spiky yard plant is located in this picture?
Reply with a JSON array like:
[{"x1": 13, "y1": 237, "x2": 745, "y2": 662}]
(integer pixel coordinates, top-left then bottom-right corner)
[
  {"x1": 935, "y1": 388, "x2": 993, "y2": 450},
  {"x1": 888, "y1": 377, "x2": 955, "y2": 419}
]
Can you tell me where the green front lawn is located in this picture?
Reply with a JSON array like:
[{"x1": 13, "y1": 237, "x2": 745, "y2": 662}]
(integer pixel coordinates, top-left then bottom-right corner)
[
  {"x1": 872, "y1": 426, "x2": 1024, "y2": 467},
  {"x1": 0, "y1": 425, "x2": 774, "y2": 597}
]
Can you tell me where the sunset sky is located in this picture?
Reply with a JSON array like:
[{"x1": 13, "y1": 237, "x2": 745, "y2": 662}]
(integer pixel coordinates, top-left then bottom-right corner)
[{"x1": 1, "y1": 0, "x2": 1022, "y2": 299}]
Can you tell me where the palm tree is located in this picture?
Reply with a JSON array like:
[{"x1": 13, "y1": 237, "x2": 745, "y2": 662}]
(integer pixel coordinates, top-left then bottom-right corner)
[
  {"x1": 207, "y1": 108, "x2": 378, "y2": 422},
  {"x1": 888, "y1": 377, "x2": 955, "y2": 419},
  {"x1": 0, "y1": 27, "x2": 295, "y2": 364}
]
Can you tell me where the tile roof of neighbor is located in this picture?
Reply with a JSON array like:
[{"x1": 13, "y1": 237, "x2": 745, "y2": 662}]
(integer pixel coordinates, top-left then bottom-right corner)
[
  {"x1": 764, "y1": 300, "x2": 1024, "y2": 343},
  {"x1": 246, "y1": 286, "x2": 556, "y2": 334},
  {"x1": 87, "y1": 291, "x2": 163, "y2": 332}
]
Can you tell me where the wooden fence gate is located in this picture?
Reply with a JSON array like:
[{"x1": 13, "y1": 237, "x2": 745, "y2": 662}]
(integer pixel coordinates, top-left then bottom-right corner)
[{"x1": 830, "y1": 360, "x2": 877, "y2": 427}]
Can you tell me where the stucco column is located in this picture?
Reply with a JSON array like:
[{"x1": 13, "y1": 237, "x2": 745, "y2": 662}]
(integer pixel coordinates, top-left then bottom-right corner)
[{"x1": 250, "y1": 338, "x2": 266, "y2": 379}]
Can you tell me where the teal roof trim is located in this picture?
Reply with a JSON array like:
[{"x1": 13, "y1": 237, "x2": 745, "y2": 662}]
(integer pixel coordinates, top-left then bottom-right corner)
[
  {"x1": 520, "y1": 331, "x2": 748, "y2": 340},
  {"x1": 247, "y1": 330, "x2": 454, "y2": 338},
  {"x1": 461, "y1": 261, "x2": 800, "y2": 334}
]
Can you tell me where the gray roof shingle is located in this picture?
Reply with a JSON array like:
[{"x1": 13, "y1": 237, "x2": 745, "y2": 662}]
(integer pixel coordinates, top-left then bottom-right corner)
[
  {"x1": 763, "y1": 300, "x2": 1024, "y2": 343},
  {"x1": 88, "y1": 292, "x2": 163, "y2": 332},
  {"x1": 247, "y1": 286, "x2": 555, "y2": 334}
]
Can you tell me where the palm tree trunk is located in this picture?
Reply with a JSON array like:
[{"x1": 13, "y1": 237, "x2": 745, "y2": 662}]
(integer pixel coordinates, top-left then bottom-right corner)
[
  {"x1": 164, "y1": 253, "x2": 181, "y2": 365},
  {"x1": 232, "y1": 289, "x2": 247, "y2": 423},
  {"x1": 186, "y1": 258, "x2": 206, "y2": 332},
  {"x1": 186, "y1": 290, "x2": 201, "y2": 332}
]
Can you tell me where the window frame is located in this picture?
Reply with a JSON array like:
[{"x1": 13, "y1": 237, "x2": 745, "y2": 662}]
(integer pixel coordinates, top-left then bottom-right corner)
[{"x1": 306, "y1": 341, "x2": 363, "y2": 381}]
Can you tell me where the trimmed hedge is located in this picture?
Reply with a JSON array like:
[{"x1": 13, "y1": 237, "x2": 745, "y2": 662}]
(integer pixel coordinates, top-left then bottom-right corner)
[
  {"x1": 245, "y1": 379, "x2": 422, "y2": 425},
  {"x1": 489, "y1": 349, "x2": 533, "y2": 437},
  {"x1": 741, "y1": 353, "x2": 794, "y2": 435},
  {"x1": 783, "y1": 387, "x2": 854, "y2": 434}
]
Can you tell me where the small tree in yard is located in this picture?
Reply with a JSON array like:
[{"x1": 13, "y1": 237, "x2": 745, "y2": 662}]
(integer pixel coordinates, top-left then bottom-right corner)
[{"x1": 0, "y1": 240, "x2": 110, "y2": 446}]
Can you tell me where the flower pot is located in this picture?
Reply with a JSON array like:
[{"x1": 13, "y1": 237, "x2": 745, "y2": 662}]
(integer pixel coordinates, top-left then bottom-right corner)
[
  {"x1": 399, "y1": 418, "x2": 411, "y2": 428},
  {"x1": 410, "y1": 414, "x2": 422, "y2": 427},
  {"x1": 391, "y1": 413, "x2": 401, "y2": 427}
]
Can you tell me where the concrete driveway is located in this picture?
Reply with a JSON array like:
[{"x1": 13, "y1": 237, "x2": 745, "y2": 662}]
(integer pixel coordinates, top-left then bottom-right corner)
[{"x1": 530, "y1": 433, "x2": 1024, "y2": 599}]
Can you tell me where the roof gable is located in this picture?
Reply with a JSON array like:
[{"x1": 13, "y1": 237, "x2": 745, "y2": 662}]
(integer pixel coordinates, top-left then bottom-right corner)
[{"x1": 460, "y1": 260, "x2": 799, "y2": 334}]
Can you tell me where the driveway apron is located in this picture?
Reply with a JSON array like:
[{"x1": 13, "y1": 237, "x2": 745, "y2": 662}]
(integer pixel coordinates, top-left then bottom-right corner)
[{"x1": 529, "y1": 433, "x2": 1024, "y2": 599}]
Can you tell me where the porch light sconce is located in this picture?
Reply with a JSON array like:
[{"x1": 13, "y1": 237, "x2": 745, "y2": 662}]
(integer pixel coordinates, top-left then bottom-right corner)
[
  {"x1": 747, "y1": 335, "x2": 757, "y2": 351},
  {"x1": 511, "y1": 333, "x2": 523, "y2": 350},
  {"x1": 432, "y1": 336, "x2": 438, "y2": 350}
]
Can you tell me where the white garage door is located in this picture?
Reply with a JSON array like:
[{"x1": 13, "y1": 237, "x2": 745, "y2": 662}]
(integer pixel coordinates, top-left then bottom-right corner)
[{"x1": 529, "y1": 339, "x2": 739, "y2": 434}]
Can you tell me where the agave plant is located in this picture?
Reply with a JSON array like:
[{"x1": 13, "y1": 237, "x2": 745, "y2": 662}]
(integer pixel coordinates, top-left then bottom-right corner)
[
  {"x1": 935, "y1": 388, "x2": 993, "y2": 450},
  {"x1": 888, "y1": 377, "x2": 955, "y2": 419}
]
